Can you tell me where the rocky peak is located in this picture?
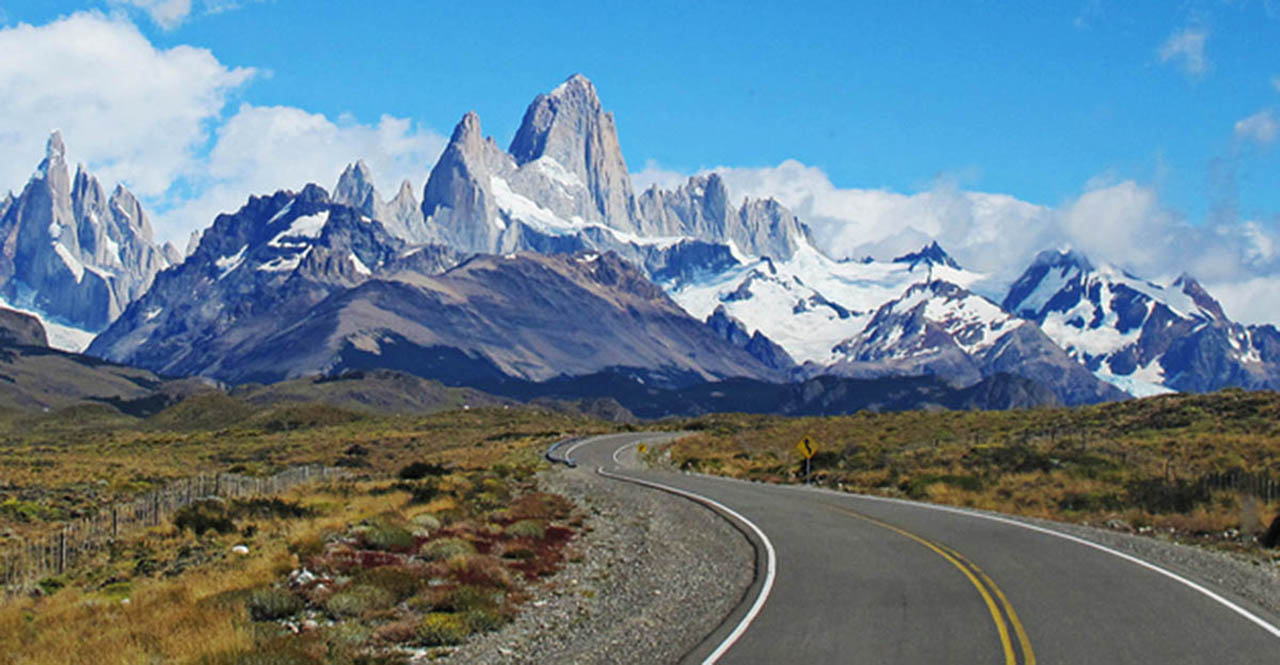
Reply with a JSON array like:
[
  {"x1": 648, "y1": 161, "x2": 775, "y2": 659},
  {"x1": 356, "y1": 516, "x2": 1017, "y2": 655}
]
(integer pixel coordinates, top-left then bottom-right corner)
[
  {"x1": 333, "y1": 160, "x2": 380, "y2": 215},
  {"x1": 893, "y1": 241, "x2": 961, "y2": 270},
  {"x1": 1173, "y1": 274, "x2": 1227, "y2": 322},
  {"x1": 36, "y1": 131, "x2": 70, "y2": 193},
  {"x1": 508, "y1": 74, "x2": 634, "y2": 228}
]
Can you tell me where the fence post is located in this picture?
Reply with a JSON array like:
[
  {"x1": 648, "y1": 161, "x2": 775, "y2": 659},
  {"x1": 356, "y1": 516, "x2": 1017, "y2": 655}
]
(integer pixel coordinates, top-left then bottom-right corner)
[{"x1": 57, "y1": 529, "x2": 66, "y2": 575}]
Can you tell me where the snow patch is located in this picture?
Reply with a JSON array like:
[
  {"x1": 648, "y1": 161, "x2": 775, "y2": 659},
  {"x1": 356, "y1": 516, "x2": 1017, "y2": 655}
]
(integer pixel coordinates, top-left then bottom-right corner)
[
  {"x1": 0, "y1": 290, "x2": 96, "y2": 353},
  {"x1": 489, "y1": 176, "x2": 577, "y2": 234},
  {"x1": 143, "y1": 307, "x2": 163, "y2": 322},
  {"x1": 1094, "y1": 370, "x2": 1176, "y2": 398},
  {"x1": 530, "y1": 156, "x2": 584, "y2": 190},
  {"x1": 216, "y1": 245, "x2": 248, "y2": 280},
  {"x1": 269, "y1": 211, "x2": 328, "y2": 247},
  {"x1": 258, "y1": 247, "x2": 311, "y2": 273},
  {"x1": 349, "y1": 253, "x2": 371, "y2": 276},
  {"x1": 266, "y1": 200, "x2": 295, "y2": 225},
  {"x1": 52, "y1": 242, "x2": 84, "y2": 283}
]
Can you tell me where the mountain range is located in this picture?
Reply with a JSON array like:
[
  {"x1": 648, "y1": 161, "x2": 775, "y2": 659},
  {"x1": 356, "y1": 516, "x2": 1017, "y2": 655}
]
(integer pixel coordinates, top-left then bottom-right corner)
[{"x1": 5, "y1": 74, "x2": 1280, "y2": 414}]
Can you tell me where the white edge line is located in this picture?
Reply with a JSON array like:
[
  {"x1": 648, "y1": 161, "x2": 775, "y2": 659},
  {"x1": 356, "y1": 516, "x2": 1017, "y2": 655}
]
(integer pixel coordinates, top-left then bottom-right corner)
[
  {"x1": 590, "y1": 442, "x2": 777, "y2": 665},
  {"x1": 755, "y1": 478, "x2": 1280, "y2": 641}
]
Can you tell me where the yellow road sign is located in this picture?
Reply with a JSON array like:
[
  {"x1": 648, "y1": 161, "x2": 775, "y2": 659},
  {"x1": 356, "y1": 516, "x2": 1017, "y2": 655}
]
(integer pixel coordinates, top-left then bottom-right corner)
[
  {"x1": 637, "y1": 444, "x2": 647, "y2": 454},
  {"x1": 796, "y1": 436, "x2": 818, "y2": 459}
]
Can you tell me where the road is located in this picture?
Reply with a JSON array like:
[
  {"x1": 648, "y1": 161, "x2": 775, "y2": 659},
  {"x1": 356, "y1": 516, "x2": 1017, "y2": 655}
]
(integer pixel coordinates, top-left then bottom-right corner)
[{"x1": 563, "y1": 432, "x2": 1280, "y2": 664}]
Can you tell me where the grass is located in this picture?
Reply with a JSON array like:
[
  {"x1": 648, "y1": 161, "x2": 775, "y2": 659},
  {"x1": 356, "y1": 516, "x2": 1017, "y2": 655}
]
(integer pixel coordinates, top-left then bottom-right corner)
[
  {"x1": 657, "y1": 389, "x2": 1280, "y2": 555},
  {"x1": 0, "y1": 392, "x2": 611, "y2": 664}
]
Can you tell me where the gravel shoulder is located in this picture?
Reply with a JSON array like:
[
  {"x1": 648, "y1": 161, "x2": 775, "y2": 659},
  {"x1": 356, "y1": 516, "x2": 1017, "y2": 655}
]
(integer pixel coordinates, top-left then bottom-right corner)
[{"x1": 432, "y1": 466, "x2": 755, "y2": 664}]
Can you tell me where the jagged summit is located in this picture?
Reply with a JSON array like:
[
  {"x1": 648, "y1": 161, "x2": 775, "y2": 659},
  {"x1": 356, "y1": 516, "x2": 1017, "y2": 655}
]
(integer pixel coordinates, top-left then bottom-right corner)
[
  {"x1": 892, "y1": 241, "x2": 961, "y2": 270},
  {"x1": 0, "y1": 132, "x2": 171, "y2": 339},
  {"x1": 508, "y1": 74, "x2": 635, "y2": 227}
]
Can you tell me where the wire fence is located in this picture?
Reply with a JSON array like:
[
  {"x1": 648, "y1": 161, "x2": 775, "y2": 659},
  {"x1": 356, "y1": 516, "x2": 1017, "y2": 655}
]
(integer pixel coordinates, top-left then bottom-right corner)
[{"x1": 1, "y1": 464, "x2": 349, "y2": 595}]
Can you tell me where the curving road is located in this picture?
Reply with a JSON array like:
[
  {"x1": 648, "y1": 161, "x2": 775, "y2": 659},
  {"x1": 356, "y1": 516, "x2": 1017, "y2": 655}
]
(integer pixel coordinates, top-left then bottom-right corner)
[{"x1": 562, "y1": 432, "x2": 1280, "y2": 664}]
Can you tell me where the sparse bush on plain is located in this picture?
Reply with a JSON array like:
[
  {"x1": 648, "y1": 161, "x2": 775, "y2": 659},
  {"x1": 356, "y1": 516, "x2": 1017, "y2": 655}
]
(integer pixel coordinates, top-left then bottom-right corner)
[
  {"x1": 324, "y1": 584, "x2": 396, "y2": 617},
  {"x1": 504, "y1": 519, "x2": 546, "y2": 540},
  {"x1": 417, "y1": 612, "x2": 470, "y2": 646},
  {"x1": 245, "y1": 587, "x2": 303, "y2": 621},
  {"x1": 420, "y1": 537, "x2": 475, "y2": 561}
]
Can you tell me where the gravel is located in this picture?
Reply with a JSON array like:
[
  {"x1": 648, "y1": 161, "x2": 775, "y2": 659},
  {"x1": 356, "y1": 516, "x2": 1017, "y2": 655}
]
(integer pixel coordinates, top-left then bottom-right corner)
[{"x1": 425, "y1": 466, "x2": 755, "y2": 664}]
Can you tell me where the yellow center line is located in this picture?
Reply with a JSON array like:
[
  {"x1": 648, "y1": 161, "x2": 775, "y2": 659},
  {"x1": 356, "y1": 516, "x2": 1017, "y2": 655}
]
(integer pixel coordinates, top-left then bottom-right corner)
[
  {"x1": 938, "y1": 543, "x2": 1037, "y2": 665},
  {"x1": 825, "y1": 504, "x2": 1017, "y2": 665}
]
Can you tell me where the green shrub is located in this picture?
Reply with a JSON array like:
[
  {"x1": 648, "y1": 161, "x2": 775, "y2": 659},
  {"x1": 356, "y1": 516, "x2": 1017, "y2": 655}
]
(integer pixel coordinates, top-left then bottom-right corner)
[
  {"x1": 464, "y1": 607, "x2": 511, "y2": 633},
  {"x1": 245, "y1": 588, "x2": 303, "y2": 621},
  {"x1": 324, "y1": 584, "x2": 396, "y2": 617},
  {"x1": 504, "y1": 519, "x2": 546, "y2": 540},
  {"x1": 410, "y1": 513, "x2": 442, "y2": 531},
  {"x1": 361, "y1": 524, "x2": 415, "y2": 552},
  {"x1": 417, "y1": 612, "x2": 470, "y2": 646},
  {"x1": 354, "y1": 565, "x2": 423, "y2": 601},
  {"x1": 420, "y1": 537, "x2": 475, "y2": 560},
  {"x1": 442, "y1": 584, "x2": 503, "y2": 613}
]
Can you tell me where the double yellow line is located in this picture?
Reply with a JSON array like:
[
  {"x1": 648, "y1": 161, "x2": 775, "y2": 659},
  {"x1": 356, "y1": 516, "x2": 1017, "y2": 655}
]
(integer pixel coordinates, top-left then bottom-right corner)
[{"x1": 826, "y1": 505, "x2": 1036, "y2": 665}]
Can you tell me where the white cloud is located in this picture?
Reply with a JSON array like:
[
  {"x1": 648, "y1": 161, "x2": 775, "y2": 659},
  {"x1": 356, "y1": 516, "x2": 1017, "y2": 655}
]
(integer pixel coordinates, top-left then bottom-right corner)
[
  {"x1": 0, "y1": 12, "x2": 253, "y2": 198},
  {"x1": 635, "y1": 160, "x2": 1280, "y2": 323},
  {"x1": 115, "y1": 0, "x2": 192, "y2": 29},
  {"x1": 0, "y1": 12, "x2": 447, "y2": 245},
  {"x1": 1235, "y1": 108, "x2": 1278, "y2": 145},
  {"x1": 161, "y1": 105, "x2": 446, "y2": 241},
  {"x1": 1158, "y1": 28, "x2": 1208, "y2": 77}
]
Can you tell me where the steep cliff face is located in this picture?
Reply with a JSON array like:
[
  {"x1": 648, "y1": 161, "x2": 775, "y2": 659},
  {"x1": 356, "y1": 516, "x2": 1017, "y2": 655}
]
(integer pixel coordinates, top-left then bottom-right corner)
[
  {"x1": 0, "y1": 132, "x2": 173, "y2": 336},
  {"x1": 420, "y1": 75, "x2": 809, "y2": 263}
]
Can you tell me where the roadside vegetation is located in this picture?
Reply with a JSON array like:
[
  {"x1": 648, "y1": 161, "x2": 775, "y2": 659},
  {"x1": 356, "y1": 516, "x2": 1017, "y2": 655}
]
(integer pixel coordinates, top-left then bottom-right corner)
[
  {"x1": 0, "y1": 396, "x2": 615, "y2": 664},
  {"x1": 660, "y1": 389, "x2": 1280, "y2": 556}
]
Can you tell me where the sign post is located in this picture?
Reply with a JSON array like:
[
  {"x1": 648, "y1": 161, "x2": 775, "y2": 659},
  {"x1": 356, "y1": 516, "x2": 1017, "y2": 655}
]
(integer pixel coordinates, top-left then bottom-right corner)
[{"x1": 795, "y1": 436, "x2": 818, "y2": 485}]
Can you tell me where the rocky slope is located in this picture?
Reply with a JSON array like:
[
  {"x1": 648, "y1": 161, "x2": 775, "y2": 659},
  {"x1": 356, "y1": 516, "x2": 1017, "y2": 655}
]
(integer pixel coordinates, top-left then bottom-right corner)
[
  {"x1": 0, "y1": 132, "x2": 176, "y2": 339},
  {"x1": 1003, "y1": 249, "x2": 1280, "y2": 395},
  {"x1": 88, "y1": 185, "x2": 778, "y2": 388}
]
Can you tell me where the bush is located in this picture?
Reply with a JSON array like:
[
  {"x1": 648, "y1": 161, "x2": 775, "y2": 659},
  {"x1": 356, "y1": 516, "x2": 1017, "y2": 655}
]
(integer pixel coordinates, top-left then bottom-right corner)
[
  {"x1": 360, "y1": 524, "x2": 415, "y2": 552},
  {"x1": 421, "y1": 537, "x2": 475, "y2": 561},
  {"x1": 245, "y1": 588, "x2": 303, "y2": 621},
  {"x1": 442, "y1": 584, "x2": 504, "y2": 613},
  {"x1": 417, "y1": 612, "x2": 470, "y2": 646},
  {"x1": 411, "y1": 513, "x2": 442, "y2": 531},
  {"x1": 448, "y1": 555, "x2": 515, "y2": 589},
  {"x1": 355, "y1": 565, "x2": 423, "y2": 601},
  {"x1": 464, "y1": 607, "x2": 511, "y2": 633},
  {"x1": 324, "y1": 584, "x2": 396, "y2": 617},
  {"x1": 504, "y1": 519, "x2": 546, "y2": 540},
  {"x1": 399, "y1": 462, "x2": 448, "y2": 480},
  {"x1": 1126, "y1": 477, "x2": 1211, "y2": 513},
  {"x1": 174, "y1": 498, "x2": 235, "y2": 535}
]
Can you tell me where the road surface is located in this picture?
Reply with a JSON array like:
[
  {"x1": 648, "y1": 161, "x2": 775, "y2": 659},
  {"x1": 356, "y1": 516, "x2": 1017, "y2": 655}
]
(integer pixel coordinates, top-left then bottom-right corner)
[{"x1": 563, "y1": 432, "x2": 1280, "y2": 664}]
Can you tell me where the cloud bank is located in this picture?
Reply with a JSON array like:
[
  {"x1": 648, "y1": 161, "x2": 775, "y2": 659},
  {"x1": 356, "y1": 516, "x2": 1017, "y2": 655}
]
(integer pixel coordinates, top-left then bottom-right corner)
[{"x1": 0, "y1": 12, "x2": 445, "y2": 245}]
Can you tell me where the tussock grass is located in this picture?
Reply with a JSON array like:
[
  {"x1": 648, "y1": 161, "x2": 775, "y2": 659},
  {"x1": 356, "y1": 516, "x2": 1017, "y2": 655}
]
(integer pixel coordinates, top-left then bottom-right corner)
[{"x1": 662, "y1": 389, "x2": 1280, "y2": 552}]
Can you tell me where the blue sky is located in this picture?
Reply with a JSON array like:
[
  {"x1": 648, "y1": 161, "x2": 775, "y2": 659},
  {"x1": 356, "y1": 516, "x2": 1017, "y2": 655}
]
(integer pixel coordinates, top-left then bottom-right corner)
[{"x1": 1, "y1": 1, "x2": 1279, "y2": 318}]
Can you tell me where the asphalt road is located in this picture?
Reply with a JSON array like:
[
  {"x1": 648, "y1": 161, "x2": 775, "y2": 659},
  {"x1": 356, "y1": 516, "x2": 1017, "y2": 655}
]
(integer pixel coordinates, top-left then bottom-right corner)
[{"x1": 564, "y1": 432, "x2": 1280, "y2": 664}]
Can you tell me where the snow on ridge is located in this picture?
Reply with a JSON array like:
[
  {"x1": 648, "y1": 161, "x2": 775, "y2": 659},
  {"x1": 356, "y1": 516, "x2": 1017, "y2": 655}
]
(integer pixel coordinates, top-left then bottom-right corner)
[
  {"x1": 490, "y1": 175, "x2": 579, "y2": 234},
  {"x1": 349, "y1": 253, "x2": 371, "y2": 276},
  {"x1": 269, "y1": 211, "x2": 328, "y2": 247},
  {"x1": 216, "y1": 244, "x2": 248, "y2": 280},
  {"x1": 259, "y1": 247, "x2": 312, "y2": 273},
  {"x1": 530, "y1": 156, "x2": 584, "y2": 190},
  {"x1": 266, "y1": 200, "x2": 295, "y2": 225},
  {"x1": 52, "y1": 242, "x2": 84, "y2": 283}
]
